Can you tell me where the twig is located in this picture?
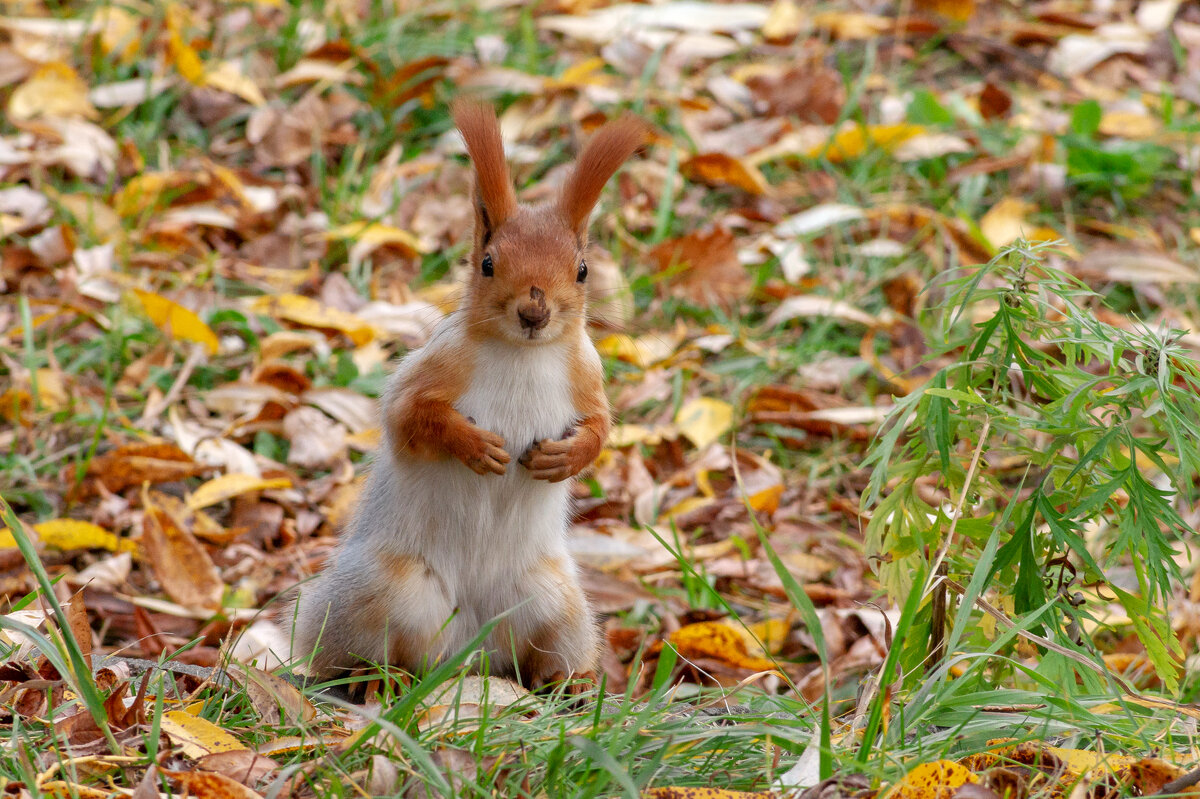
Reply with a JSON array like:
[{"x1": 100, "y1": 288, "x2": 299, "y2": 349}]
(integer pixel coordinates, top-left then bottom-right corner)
[
  {"x1": 1162, "y1": 766, "x2": 1200, "y2": 796},
  {"x1": 139, "y1": 342, "x2": 206, "y2": 427}
]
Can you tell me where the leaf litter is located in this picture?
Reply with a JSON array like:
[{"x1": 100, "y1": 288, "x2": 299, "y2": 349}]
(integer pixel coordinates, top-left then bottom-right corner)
[{"x1": 2, "y1": 0, "x2": 1200, "y2": 796}]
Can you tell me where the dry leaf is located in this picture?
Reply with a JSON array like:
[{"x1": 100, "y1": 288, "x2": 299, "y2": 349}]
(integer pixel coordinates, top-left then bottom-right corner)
[
  {"x1": 0, "y1": 519, "x2": 137, "y2": 554},
  {"x1": 681, "y1": 153, "x2": 770, "y2": 195},
  {"x1": 131, "y1": 289, "x2": 220, "y2": 355},
  {"x1": 142, "y1": 489, "x2": 225, "y2": 611},
  {"x1": 160, "y1": 712, "x2": 249, "y2": 758},
  {"x1": 249, "y1": 294, "x2": 376, "y2": 346},
  {"x1": 675, "y1": 398, "x2": 734, "y2": 450},
  {"x1": 651, "y1": 227, "x2": 750, "y2": 307},
  {"x1": 188, "y1": 474, "x2": 294, "y2": 511},
  {"x1": 7, "y1": 61, "x2": 97, "y2": 120}
]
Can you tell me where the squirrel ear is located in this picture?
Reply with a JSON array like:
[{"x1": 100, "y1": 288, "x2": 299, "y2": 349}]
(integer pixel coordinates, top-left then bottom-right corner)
[
  {"x1": 452, "y1": 99, "x2": 518, "y2": 245},
  {"x1": 559, "y1": 115, "x2": 648, "y2": 238}
]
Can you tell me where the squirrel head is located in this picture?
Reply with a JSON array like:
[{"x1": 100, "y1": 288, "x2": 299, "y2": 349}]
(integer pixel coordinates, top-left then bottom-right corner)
[{"x1": 451, "y1": 99, "x2": 646, "y2": 345}]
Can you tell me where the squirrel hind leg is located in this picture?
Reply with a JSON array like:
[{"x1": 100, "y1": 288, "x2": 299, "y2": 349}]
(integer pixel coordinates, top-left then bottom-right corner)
[
  {"x1": 292, "y1": 552, "x2": 459, "y2": 680},
  {"x1": 509, "y1": 557, "x2": 600, "y2": 689}
]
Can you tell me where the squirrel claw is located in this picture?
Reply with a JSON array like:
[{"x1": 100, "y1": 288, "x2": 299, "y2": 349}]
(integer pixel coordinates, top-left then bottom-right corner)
[
  {"x1": 463, "y1": 428, "x2": 510, "y2": 475},
  {"x1": 520, "y1": 435, "x2": 578, "y2": 482}
]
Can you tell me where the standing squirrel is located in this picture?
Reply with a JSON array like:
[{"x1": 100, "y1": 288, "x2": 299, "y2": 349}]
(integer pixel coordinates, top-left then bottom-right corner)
[{"x1": 291, "y1": 100, "x2": 646, "y2": 687}]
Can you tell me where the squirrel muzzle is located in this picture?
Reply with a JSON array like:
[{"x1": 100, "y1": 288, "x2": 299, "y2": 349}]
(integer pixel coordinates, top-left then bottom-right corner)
[{"x1": 517, "y1": 286, "x2": 550, "y2": 333}]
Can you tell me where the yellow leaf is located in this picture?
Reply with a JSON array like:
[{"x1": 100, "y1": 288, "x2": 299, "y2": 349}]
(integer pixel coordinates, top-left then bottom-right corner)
[
  {"x1": 682, "y1": 153, "x2": 771, "y2": 195},
  {"x1": 8, "y1": 62, "x2": 98, "y2": 121},
  {"x1": 606, "y1": 424, "x2": 655, "y2": 448},
  {"x1": 114, "y1": 173, "x2": 176, "y2": 218},
  {"x1": 1098, "y1": 111, "x2": 1160, "y2": 140},
  {"x1": 131, "y1": 289, "x2": 220, "y2": 355},
  {"x1": 748, "y1": 483, "x2": 784, "y2": 513},
  {"x1": 979, "y1": 197, "x2": 1037, "y2": 251},
  {"x1": 250, "y1": 294, "x2": 376, "y2": 346},
  {"x1": 0, "y1": 520, "x2": 137, "y2": 554},
  {"x1": 548, "y1": 57, "x2": 608, "y2": 88},
  {"x1": 675, "y1": 398, "x2": 734, "y2": 450},
  {"x1": 664, "y1": 496, "x2": 714, "y2": 518},
  {"x1": 811, "y1": 12, "x2": 893, "y2": 40},
  {"x1": 815, "y1": 124, "x2": 926, "y2": 162},
  {"x1": 762, "y1": 0, "x2": 803, "y2": 42},
  {"x1": 1190, "y1": 227, "x2": 1200, "y2": 247},
  {"x1": 96, "y1": 6, "x2": 141, "y2": 63},
  {"x1": 915, "y1": 0, "x2": 975, "y2": 21},
  {"x1": 644, "y1": 789, "x2": 776, "y2": 799},
  {"x1": 203, "y1": 60, "x2": 266, "y2": 106},
  {"x1": 187, "y1": 473, "x2": 293, "y2": 510},
  {"x1": 747, "y1": 618, "x2": 790, "y2": 656},
  {"x1": 667, "y1": 621, "x2": 776, "y2": 671},
  {"x1": 322, "y1": 221, "x2": 425, "y2": 255},
  {"x1": 887, "y1": 760, "x2": 978, "y2": 799},
  {"x1": 159, "y1": 711, "x2": 247, "y2": 758}
]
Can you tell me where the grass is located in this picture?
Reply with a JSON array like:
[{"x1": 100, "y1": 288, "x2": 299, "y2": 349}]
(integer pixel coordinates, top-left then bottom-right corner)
[{"x1": 4, "y1": 0, "x2": 1200, "y2": 796}]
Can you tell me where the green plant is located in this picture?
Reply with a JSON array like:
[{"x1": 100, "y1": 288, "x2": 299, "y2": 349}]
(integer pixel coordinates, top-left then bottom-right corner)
[{"x1": 863, "y1": 240, "x2": 1198, "y2": 692}]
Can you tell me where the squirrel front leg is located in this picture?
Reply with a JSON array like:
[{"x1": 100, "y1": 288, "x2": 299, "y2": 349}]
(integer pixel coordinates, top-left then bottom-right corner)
[
  {"x1": 387, "y1": 351, "x2": 511, "y2": 475},
  {"x1": 520, "y1": 344, "x2": 609, "y2": 483}
]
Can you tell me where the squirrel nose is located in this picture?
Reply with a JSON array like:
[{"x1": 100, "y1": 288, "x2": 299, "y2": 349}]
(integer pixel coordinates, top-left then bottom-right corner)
[{"x1": 517, "y1": 286, "x2": 549, "y2": 331}]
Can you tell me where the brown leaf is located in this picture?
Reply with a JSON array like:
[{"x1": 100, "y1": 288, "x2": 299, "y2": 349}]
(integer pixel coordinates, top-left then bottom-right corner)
[
  {"x1": 141, "y1": 488, "x2": 224, "y2": 612},
  {"x1": 196, "y1": 751, "x2": 281, "y2": 788},
  {"x1": 163, "y1": 769, "x2": 265, "y2": 799},
  {"x1": 681, "y1": 153, "x2": 770, "y2": 195},
  {"x1": 651, "y1": 227, "x2": 749, "y2": 308},
  {"x1": 229, "y1": 664, "x2": 317, "y2": 726},
  {"x1": 978, "y1": 83, "x2": 1012, "y2": 120},
  {"x1": 80, "y1": 442, "x2": 209, "y2": 496},
  {"x1": 747, "y1": 63, "x2": 844, "y2": 123}
]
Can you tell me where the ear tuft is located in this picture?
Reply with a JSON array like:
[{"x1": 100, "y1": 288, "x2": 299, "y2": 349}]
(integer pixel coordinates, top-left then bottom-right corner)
[
  {"x1": 452, "y1": 98, "x2": 518, "y2": 238},
  {"x1": 559, "y1": 115, "x2": 649, "y2": 237}
]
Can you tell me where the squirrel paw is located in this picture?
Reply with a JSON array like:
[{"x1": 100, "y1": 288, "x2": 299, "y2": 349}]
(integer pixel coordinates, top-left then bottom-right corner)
[
  {"x1": 519, "y1": 433, "x2": 584, "y2": 482},
  {"x1": 461, "y1": 425, "x2": 511, "y2": 475}
]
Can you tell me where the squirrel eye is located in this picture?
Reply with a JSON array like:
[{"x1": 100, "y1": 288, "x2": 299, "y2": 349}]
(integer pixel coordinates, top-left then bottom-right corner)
[
  {"x1": 481, "y1": 253, "x2": 494, "y2": 278},
  {"x1": 576, "y1": 259, "x2": 587, "y2": 283}
]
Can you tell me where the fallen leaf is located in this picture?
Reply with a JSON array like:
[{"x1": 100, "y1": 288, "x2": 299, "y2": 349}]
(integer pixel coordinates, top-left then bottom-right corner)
[
  {"x1": 675, "y1": 398, "x2": 734, "y2": 450},
  {"x1": 83, "y1": 442, "x2": 209, "y2": 494},
  {"x1": 160, "y1": 712, "x2": 248, "y2": 758},
  {"x1": 979, "y1": 197, "x2": 1036, "y2": 251},
  {"x1": 163, "y1": 769, "x2": 263, "y2": 799},
  {"x1": 7, "y1": 61, "x2": 97, "y2": 120},
  {"x1": 667, "y1": 621, "x2": 777, "y2": 671},
  {"x1": 188, "y1": 474, "x2": 294, "y2": 511},
  {"x1": 250, "y1": 294, "x2": 376, "y2": 346},
  {"x1": 915, "y1": 0, "x2": 975, "y2": 22},
  {"x1": 887, "y1": 760, "x2": 979, "y2": 799},
  {"x1": 815, "y1": 124, "x2": 926, "y2": 162},
  {"x1": 131, "y1": 289, "x2": 220, "y2": 355},
  {"x1": 762, "y1": 0, "x2": 803, "y2": 42},
  {"x1": 651, "y1": 226, "x2": 750, "y2": 307},
  {"x1": 681, "y1": 152, "x2": 771, "y2": 195},
  {"x1": 0, "y1": 519, "x2": 137, "y2": 554},
  {"x1": 766, "y1": 295, "x2": 879, "y2": 328},
  {"x1": 142, "y1": 489, "x2": 225, "y2": 611}
]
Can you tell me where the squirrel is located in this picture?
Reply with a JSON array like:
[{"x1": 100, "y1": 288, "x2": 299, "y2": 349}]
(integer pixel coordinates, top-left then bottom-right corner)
[{"x1": 290, "y1": 99, "x2": 646, "y2": 688}]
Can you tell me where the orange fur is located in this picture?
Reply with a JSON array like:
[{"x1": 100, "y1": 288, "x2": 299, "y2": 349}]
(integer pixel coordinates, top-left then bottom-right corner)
[
  {"x1": 451, "y1": 99, "x2": 517, "y2": 241},
  {"x1": 559, "y1": 116, "x2": 648, "y2": 237},
  {"x1": 386, "y1": 348, "x2": 511, "y2": 475}
]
